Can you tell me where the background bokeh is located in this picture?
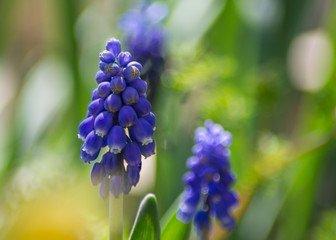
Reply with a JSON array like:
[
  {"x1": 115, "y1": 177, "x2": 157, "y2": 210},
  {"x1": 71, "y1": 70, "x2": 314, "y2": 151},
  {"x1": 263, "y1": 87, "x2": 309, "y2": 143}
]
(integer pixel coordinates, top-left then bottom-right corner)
[{"x1": 0, "y1": 0, "x2": 336, "y2": 239}]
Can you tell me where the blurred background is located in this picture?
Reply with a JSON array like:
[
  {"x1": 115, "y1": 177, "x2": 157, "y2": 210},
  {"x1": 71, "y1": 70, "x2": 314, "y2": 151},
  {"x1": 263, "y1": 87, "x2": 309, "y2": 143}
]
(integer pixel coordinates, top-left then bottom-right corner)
[{"x1": 0, "y1": 0, "x2": 336, "y2": 239}]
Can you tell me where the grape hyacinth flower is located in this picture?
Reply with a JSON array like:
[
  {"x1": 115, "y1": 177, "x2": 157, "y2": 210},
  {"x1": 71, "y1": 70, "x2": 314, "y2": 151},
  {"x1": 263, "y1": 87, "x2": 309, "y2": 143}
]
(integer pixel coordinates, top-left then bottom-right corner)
[
  {"x1": 118, "y1": 1, "x2": 168, "y2": 102},
  {"x1": 177, "y1": 120, "x2": 238, "y2": 236},
  {"x1": 78, "y1": 37, "x2": 157, "y2": 199}
]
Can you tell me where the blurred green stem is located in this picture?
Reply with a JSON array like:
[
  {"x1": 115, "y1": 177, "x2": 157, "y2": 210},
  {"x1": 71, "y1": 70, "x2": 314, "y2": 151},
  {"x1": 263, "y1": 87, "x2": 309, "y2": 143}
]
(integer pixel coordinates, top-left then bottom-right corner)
[{"x1": 109, "y1": 192, "x2": 123, "y2": 240}]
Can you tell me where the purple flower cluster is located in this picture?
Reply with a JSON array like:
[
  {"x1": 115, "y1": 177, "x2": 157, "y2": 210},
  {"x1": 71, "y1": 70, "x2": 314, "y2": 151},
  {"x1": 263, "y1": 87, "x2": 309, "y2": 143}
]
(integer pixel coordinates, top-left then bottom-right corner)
[
  {"x1": 118, "y1": 1, "x2": 168, "y2": 64},
  {"x1": 177, "y1": 120, "x2": 238, "y2": 233},
  {"x1": 77, "y1": 37, "x2": 156, "y2": 199}
]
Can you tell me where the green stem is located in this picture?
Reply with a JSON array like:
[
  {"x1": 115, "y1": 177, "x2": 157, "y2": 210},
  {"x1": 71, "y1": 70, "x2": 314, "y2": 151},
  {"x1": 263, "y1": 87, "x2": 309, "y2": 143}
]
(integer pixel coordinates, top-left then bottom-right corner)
[{"x1": 109, "y1": 192, "x2": 123, "y2": 240}]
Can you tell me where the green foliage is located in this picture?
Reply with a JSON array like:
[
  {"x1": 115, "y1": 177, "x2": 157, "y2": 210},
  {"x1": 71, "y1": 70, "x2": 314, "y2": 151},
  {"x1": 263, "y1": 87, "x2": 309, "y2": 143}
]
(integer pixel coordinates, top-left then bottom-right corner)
[
  {"x1": 129, "y1": 194, "x2": 161, "y2": 240},
  {"x1": 161, "y1": 212, "x2": 191, "y2": 240}
]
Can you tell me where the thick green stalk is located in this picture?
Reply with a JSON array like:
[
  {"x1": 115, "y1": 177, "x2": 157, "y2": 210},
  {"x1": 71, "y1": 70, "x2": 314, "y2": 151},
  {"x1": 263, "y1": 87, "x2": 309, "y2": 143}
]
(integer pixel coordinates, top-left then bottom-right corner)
[{"x1": 109, "y1": 192, "x2": 123, "y2": 240}]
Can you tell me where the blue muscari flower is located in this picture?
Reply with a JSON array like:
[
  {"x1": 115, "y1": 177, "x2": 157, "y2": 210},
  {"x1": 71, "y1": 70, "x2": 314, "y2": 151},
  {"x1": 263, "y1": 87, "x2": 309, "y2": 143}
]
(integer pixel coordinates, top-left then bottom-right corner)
[
  {"x1": 78, "y1": 37, "x2": 157, "y2": 199},
  {"x1": 118, "y1": 1, "x2": 168, "y2": 102},
  {"x1": 118, "y1": 1, "x2": 168, "y2": 62},
  {"x1": 177, "y1": 120, "x2": 238, "y2": 234}
]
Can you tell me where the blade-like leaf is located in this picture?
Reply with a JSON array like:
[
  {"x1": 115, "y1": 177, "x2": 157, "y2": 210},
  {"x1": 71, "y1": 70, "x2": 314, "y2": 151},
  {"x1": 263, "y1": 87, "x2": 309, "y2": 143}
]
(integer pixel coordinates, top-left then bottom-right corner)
[
  {"x1": 129, "y1": 193, "x2": 160, "y2": 240},
  {"x1": 161, "y1": 211, "x2": 191, "y2": 240}
]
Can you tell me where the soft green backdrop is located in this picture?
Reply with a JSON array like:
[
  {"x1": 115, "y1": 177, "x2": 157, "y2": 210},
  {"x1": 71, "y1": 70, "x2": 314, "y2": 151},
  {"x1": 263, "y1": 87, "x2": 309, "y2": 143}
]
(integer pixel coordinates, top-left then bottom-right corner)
[{"x1": 0, "y1": 0, "x2": 335, "y2": 239}]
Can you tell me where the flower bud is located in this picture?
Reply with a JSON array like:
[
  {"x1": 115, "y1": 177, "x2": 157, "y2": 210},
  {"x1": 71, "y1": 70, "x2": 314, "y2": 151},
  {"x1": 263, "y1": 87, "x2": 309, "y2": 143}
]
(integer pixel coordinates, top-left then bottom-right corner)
[
  {"x1": 94, "y1": 111, "x2": 114, "y2": 137},
  {"x1": 99, "y1": 62, "x2": 120, "y2": 77},
  {"x1": 118, "y1": 105, "x2": 138, "y2": 127},
  {"x1": 143, "y1": 112, "x2": 156, "y2": 130},
  {"x1": 129, "y1": 118, "x2": 153, "y2": 145},
  {"x1": 80, "y1": 147, "x2": 99, "y2": 163},
  {"x1": 110, "y1": 76, "x2": 126, "y2": 93},
  {"x1": 133, "y1": 96, "x2": 151, "y2": 117},
  {"x1": 127, "y1": 61, "x2": 142, "y2": 71},
  {"x1": 110, "y1": 175, "x2": 123, "y2": 198},
  {"x1": 99, "y1": 50, "x2": 115, "y2": 63},
  {"x1": 126, "y1": 165, "x2": 140, "y2": 186},
  {"x1": 138, "y1": 140, "x2": 155, "y2": 158},
  {"x1": 91, "y1": 88, "x2": 99, "y2": 100},
  {"x1": 95, "y1": 70, "x2": 110, "y2": 84},
  {"x1": 90, "y1": 162, "x2": 105, "y2": 186},
  {"x1": 183, "y1": 172, "x2": 199, "y2": 189},
  {"x1": 128, "y1": 78, "x2": 147, "y2": 96},
  {"x1": 101, "y1": 152, "x2": 119, "y2": 175},
  {"x1": 123, "y1": 174, "x2": 132, "y2": 194},
  {"x1": 97, "y1": 82, "x2": 112, "y2": 99},
  {"x1": 88, "y1": 98, "x2": 104, "y2": 117},
  {"x1": 118, "y1": 52, "x2": 132, "y2": 67},
  {"x1": 83, "y1": 131, "x2": 103, "y2": 156},
  {"x1": 124, "y1": 142, "x2": 141, "y2": 166},
  {"x1": 106, "y1": 37, "x2": 121, "y2": 56},
  {"x1": 123, "y1": 65, "x2": 140, "y2": 82},
  {"x1": 104, "y1": 94, "x2": 122, "y2": 112},
  {"x1": 78, "y1": 116, "x2": 95, "y2": 141},
  {"x1": 107, "y1": 126, "x2": 127, "y2": 154},
  {"x1": 193, "y1": 211, "x2": 210, "y2": 234},
  {"x1": 122, "y1": 87, "x2": 139, "y2": 105},
  {"x1": 99, "y1": 177, "x2": 110, "y2": 200}
]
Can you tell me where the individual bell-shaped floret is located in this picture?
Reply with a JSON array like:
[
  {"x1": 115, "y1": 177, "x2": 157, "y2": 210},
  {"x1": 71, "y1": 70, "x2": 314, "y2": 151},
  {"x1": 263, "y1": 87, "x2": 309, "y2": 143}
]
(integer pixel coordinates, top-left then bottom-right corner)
[
  {"x1": 90, "y1": 162, "x2": 105, "y2": 186},
  {"x1": 219, "y1": 171, "x2": 236, "y2": 188},
  {"x1": 101, "y1": 152, "x2": 120, "y2": 175},
  {"x1": 187, "y1": 157, "x2": 203, "y2": 173},
  {"x1": 183, "y1": 172, "x2": 200, "y2": 189},
  {"x1": 83, "y1": 131, "x2": 103, "y2": 156},
  {"x1": 99, "y1": 177, "x2": 110, "y2": 200},
  {"x1": 104, "y1": 94, "x2": 122, "y2": 113},
  {"x1": 127, "y1": 61, "x2": 142, "y2": 71},
  {"x1": 97, "y1": 82, "x2": 112, "y2": 99},
  {"x1": 128, "y1": 78, "x2": 147, "y2": 96},
  {"x1": 124, "y1": 142, "x2": 141, "y2": 166},
  {"x1": 123, "y1": 65, "x2": 140, "y2": 82},
  {"x1": 130, "y1": 118, "x2": 153, "y2": 145},
  {"x1": 99, "y1": 50, "x2": 115, "y2": 63},
  {"x1": 106, "y1": 37, "x2": 121, "y2": 56},
  {"x1": 118, "y1": 51, "x2": 132, "y2": 67},
  {"x1": 143, "y1": 112, "x2": 156, "y2": 130},
  {"x1": 122, "y1": 87, "x2": 139, "y2": 105},
  {"x1": 91, "y1": 88, "x2": 99, "y2": 100},
  {"x1": 110, "y1": 171, "x2": 123, "y2": 198},
  {"x1": 133, "y1": 96, "x2": 151, "y2": 117},
  {"x1": 177, "y1": 189, "x2": 200, "y2": 223},
  {"x1": 217, "y1": 211, "x2": 236, "y2": 232},
  {"x1": 99, "y1": 62, "x2": 120, "y2": 77},
  {"x1": 118, "y1": 105, "x2": 138, "y2": 127},
  {"x1": 80, "y1": 147, "x2": 99, "y2": 163},
  {"x1": 78, "y1": 116, "x2": 95, "y2": 141},
  {"x1": 138, "y1": 140, "x2": 155, "y2": 158},
  {"x1": 123, "y1": 174, "x2": 132, "y2": 194},
  {"x1": 95, "y1": 70, "x2": 110, "y2": 84},
  {"x1": 193, "y1": 211, "x2": 211, "y2": 235},
  {"x1": 88, "y1": 98, "x2": 104, "y2": 117},
  {"x1": 94, "y1": 111, "x2": 114, "y2": 137},
  {"x1": 107, "y1": 126, "x2": 127, "y2": 154},
  {"x1": 126, "y1": 164, "x2": 141, "y2": 186},
  {"x1": 110, "y1": 76, "x2": 126, "y2": 93}
]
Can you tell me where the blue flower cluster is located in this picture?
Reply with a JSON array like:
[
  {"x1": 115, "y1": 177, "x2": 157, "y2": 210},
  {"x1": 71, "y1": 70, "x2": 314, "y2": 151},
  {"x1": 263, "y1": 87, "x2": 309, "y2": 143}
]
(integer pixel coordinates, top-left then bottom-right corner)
[
  {"x1": 118, "y1": 2, "x2": 168, "y2": 102},
  {"x1": 177, "y1": 120, "x2": 238, "y2": 233},
  {"x1": 118, "y1": 1, "x2": 168, "y2": 63},
  {"x1": 77, "y1": 37, "x2": 156, "y2": 199}
]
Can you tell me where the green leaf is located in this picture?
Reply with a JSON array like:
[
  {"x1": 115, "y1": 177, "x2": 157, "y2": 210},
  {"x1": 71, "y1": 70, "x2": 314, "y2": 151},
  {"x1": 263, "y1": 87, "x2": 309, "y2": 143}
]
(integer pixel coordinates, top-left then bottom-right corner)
[
  {"x1": 161, "y1": 211, "x2": 191, "y2": 240},
  {"x1": 129, "y1": 193, "x2": 160, "y2": 240}
]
